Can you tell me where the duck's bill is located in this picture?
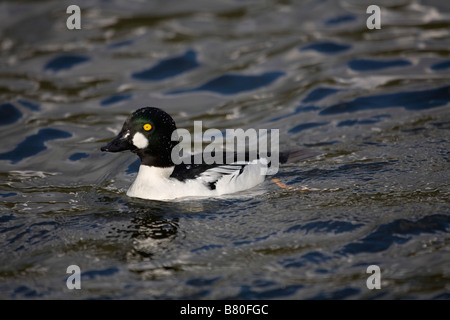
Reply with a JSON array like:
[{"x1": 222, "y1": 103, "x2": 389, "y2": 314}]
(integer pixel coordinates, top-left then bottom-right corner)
[{"x1": 101, "y1": 133, "x2": 136, "y2": 153}]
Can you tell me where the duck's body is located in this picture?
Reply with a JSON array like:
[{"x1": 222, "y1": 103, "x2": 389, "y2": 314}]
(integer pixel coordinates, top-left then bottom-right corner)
[
  {"x1": 101, "y1": 107, "x2": 306, "y2": 201},
  {"x1": 126, "y1": 160, "x2": 267, "y2": 200}
]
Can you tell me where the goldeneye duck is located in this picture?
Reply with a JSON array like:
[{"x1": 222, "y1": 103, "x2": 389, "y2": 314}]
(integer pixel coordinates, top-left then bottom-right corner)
[{"x1": 101, "y1": 107, "x2": 305, "y2": 201}]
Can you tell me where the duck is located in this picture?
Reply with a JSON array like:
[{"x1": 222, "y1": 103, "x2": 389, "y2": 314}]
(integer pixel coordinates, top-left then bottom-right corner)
[{"x1": 101, "y1": 107, "x2": 309, "y2": 201}]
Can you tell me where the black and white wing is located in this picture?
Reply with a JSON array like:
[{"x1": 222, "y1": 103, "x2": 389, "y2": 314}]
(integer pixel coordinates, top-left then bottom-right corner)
[{"x1": 171, "y1": 162, "x2": 248, "y2": 190}]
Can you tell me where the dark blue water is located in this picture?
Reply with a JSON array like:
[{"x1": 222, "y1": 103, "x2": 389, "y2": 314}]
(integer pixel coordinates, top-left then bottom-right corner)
[
  {"x1": 0, "y1": 0, "x2": 449, "y2": 300},
  {"x1": 132, "y1": 50, "x2": 199, "y2": 81}
]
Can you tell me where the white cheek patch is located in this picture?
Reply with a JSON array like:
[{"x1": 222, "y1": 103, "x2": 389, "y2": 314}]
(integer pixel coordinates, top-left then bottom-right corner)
[{"x1": 132, "y1": 132, "x2": 149, "y2": 149}]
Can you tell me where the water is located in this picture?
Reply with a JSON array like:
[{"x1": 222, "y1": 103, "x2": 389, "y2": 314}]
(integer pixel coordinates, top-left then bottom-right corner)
[{"x1": 0, "y1": 0, "x2": 449, "y2": 299}]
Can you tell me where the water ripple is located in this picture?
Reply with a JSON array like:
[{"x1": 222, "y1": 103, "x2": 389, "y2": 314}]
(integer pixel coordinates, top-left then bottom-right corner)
[
  {"x1": 320, "y1": 85, "x2": 450, "y2": 115},
  {"x1": 341, "y1": 214, "x2": 450, "y2": 255},
  {"x1": 132, "y1": 50, "x2": 199, "y2": 81},
  {"x1": 1, "y1": 0, "x2": 449, "y2": 300},
  {"x1": 348, "y1": 58, "x2": 412, "y2": 71},
  {"x1": 44, "y1": 55, "x2": 90, "y2": 72},
  {"x1": 430, "y1": 60, "x2": 450, "y2": 70},
  {"x1": 0, "y1": 103, "x2": 22, "y2": 126},
  {"x1": 0, "y1": 128, "x2": 72, "y2": 164},
  {"x1": 166, "y1": 71, "x2": 284, "y2": 95},
  {"x1": 100, "y1": 93, "x2": 133, "y2": 106},
  {"x1": 300, "y1": 41, "x2": 351, "y2": 54},
  {"x1": 285, "y1": 220, "x2": 364, "y2": 235}
]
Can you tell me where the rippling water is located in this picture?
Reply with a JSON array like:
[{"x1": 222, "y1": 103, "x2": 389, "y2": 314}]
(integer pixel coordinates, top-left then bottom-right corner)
[{"x1": 1, "y1": 0, "x2": 449, "y2": 299}]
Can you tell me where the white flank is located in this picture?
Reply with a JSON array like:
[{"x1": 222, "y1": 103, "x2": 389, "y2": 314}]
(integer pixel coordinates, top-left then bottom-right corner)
[
  {"x1": 126, "y1": 159, "x2": 269, "y2": 201},
  {"x1": 127, "y1": 165, "x2": 215, "y2": 200}
]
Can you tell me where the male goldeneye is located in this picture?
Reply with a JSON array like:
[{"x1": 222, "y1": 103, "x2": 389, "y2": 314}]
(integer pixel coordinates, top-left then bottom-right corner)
[{"x1": 101, "y1": 107, "x2": 306, "y2": 201}]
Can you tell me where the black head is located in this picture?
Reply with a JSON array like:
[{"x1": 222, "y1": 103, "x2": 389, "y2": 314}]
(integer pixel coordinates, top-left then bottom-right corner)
[{"x1": 101, "y1": 107, "x2": 178, "y2": 167}]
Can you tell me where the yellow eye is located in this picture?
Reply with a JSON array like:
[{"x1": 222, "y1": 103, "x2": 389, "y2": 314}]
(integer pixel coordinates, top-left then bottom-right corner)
[{"x1": 143, "y1": 123, "x2": 152, "y2": 131}]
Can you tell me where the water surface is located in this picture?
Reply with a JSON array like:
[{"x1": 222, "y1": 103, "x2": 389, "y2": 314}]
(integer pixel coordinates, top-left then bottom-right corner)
[{"x1": 0, "y1": 0, "x2": 449, "y2": 299}]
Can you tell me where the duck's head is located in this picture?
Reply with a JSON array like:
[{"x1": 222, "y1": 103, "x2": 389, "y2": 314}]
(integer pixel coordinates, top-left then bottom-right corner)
[{"x1": 101, "y1": 107, "x2": 178, "y2": 167}]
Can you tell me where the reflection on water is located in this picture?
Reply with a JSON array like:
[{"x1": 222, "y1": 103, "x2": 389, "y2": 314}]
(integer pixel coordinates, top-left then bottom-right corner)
[
  {"x1": 300, "y1": 41, "x2": 351, "y2": 54},
  {"x1": 319, "y1": 85, "x2": 450, "y2": 115},
  {"x1": 0, "y1": 0, "x2": 449, "y2": 299},
  {"x1": 0, "y1": 128, "x2": 72, "y2": 163},
  {"x1": 44, "y1": 55, "x2": 90, "y2": 72},
  {"x1": 341, "y1": 214, "x2": 450, "y2": 255},
  {"x1": 132, "y1": 50, "x2": 199, "y2": 81},
  {"x1": 166, "y1": 71, "x2": 284, "y2": 95}
]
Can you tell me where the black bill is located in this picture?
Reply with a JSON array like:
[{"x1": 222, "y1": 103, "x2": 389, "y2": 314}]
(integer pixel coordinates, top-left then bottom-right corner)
[{"x1": 100, "y1": 131, "x2": 136, "y2": 153}]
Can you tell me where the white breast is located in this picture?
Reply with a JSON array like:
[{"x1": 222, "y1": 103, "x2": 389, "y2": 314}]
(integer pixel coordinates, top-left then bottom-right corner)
[{"x1": 126, "y1": 165, "x2": 217, "y2": 200}]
